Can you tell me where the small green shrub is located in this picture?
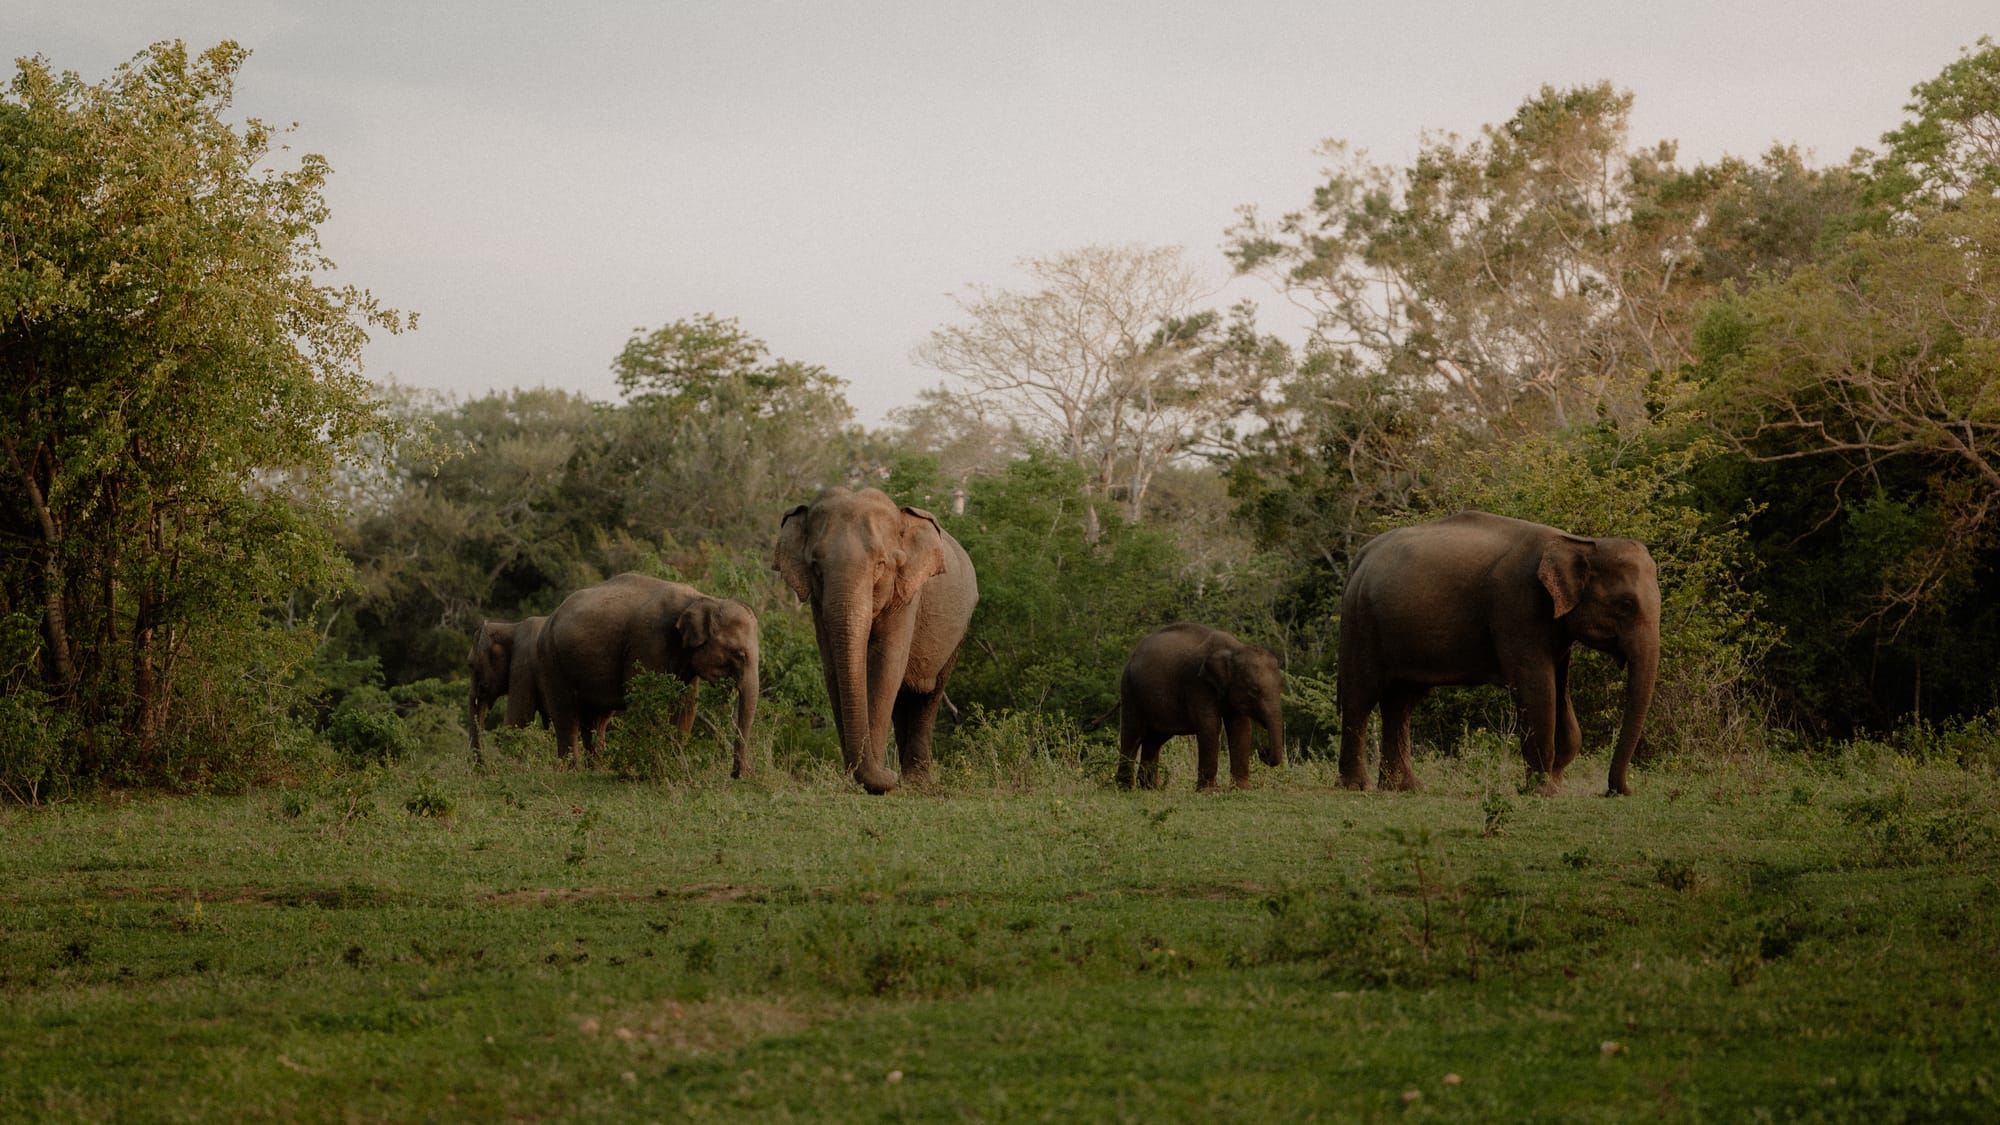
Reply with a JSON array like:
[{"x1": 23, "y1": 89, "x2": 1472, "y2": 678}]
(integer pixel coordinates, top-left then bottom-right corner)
[
  {"x1": 325, "y1": 696, "x2": 416, "y2": 768},
  {"x1": 403, "y1": 774, "x2": 454, "y2": 818},
  {"x1": 599, "y1": 672, "x2": 734, "y2": 783},
  {"x1": 0, "y1": 688, "x2": 76, "y2": 804},
  {"x1": 939, "y1": 704, "x2": 1102, "y2": 792}
]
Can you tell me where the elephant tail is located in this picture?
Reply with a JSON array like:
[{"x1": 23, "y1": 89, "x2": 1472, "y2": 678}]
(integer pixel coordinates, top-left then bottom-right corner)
[{"x1": 1082, "y1": 699, "x2": 1121, "y2": 733}]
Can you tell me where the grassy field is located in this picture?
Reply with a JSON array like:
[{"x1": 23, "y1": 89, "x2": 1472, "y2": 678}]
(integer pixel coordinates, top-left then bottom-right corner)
[{"x1": 2, "y1": 733, "x2": 1996, "y2": 1122}]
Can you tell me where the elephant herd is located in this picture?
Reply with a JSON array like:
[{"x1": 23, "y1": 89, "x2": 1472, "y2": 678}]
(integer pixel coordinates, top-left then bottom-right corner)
[{"x1": 468, "y1": 491, "x2": 1662, "y2": 798}]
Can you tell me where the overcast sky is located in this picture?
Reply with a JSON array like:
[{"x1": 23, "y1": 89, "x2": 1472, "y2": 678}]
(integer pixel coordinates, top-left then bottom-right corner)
[{"x1": 8, "y1": 3, "x2": 1996, "y2": 424}]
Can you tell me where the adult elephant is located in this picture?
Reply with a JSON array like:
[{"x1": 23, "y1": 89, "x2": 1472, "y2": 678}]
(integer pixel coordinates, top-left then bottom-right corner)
[
  {"x1": 773, "y1": 488, "x2": 977, "y2": 794},
  {"x1": 1117, "y1": 623, "x2": 1286, "y2": 791},
  {"x1": 466, "y1": 616, "x2": 549, "y2": 763},
  {"x1": 539, "y1": 574, "x2": 760, "y2": 776},
  {"x1": 1338, "y1": 511, "x2": 1660, "y2": 796}
]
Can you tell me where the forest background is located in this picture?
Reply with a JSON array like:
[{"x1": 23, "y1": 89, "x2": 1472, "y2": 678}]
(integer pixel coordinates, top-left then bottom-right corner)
[{"x1": 6, "y1": 38, "x2": 2000, "y2": 797}]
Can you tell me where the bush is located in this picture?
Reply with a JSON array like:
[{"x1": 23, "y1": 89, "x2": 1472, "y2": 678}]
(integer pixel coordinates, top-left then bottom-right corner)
[
  {"x1": 0, "y1": 689, "x2": 76, "y2": 804},
  {"x1": 325, "y1": 688, "x2": 417, "y2": 768},
  {"x1": 599, "y1": 671, "x2": 736, "y2": 783},
  {"x1": 939, "y1": 704, "x2": 1107, "y2": 792}
]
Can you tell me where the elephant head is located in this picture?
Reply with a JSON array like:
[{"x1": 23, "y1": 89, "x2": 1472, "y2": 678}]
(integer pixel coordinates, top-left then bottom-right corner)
[
  {"x1": 466, "y1": 620, "x2": 518, "y2": 756},
  {"x1": 676, "y1": 595, "x2": 761, "y2": 776},
  {"x1": 1203, "y1": 642, "x2": 1286, "y2": 768},
  {"x1": 774, "y1": 488, "x2": 951, "y2": 794},
  {"x1": 1538, "y1": 534, "x2": 1660, "y2": 796}
]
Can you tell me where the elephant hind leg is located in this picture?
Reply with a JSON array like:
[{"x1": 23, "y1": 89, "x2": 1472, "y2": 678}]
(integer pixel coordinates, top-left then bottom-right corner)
[
  {"x1": 1378, "y1": 684, "x2": 1425, "y2": 791},
  {"x1": 1338, "y1": 682, "x2": 1376, "y2": 790},
  {"x1": 1116, "y1": 712, "x2": 1142, "y2": 789},
  {"x1": 1137, "y1": 737, "x2": 1168, "y2": 790},
  {"x1": 1551, "y1": 687, "x2": 1582, "y2": 786},
  {"x1": 1226, "y1": 714, "x2": 1255, "y2": 789}
]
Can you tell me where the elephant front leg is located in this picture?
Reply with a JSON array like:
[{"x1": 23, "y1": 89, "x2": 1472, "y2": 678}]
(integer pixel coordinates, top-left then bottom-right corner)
[
  {"x1": 1195, "y1": 725, "x2": 1224, "y2": 792},
  {"x1": 672, "y1": 677, "x2": 700, "y2": 737},
  {"x1": 891, "y1": 684, "x2": 945, "y2": 788},
  {"x1": 1226, "y1": 714, "x2": 1255, "y2": 789},
  {"x1": 1513, "y1": 668, "x2": 1563, "y2": 795}
]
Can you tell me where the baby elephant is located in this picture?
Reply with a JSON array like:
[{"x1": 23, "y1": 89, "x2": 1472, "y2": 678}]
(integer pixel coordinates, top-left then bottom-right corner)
[{"x1": 1118, "y1": 623, "x2": 1286, "y2": 790}]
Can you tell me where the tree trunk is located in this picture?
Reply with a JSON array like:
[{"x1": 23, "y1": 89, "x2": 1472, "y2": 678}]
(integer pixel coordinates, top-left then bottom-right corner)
[{"x1": 3, "y1": 437, "x2": 77, "y2": 696}]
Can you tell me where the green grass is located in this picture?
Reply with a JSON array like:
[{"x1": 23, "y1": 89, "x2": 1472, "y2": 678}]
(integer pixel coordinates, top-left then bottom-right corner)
[{"x1": 2, "y1": 734, "x2": 1997, "y2": 1122}]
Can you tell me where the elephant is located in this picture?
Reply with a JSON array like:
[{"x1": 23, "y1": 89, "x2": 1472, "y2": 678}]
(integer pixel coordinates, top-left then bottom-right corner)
[
  {"x1": 466, "y1": 615, "x2": 549, "y2": 763},
  {"x1": 538, "y1": 574, "x2": 760, "y2": 776},
  {"x1": 1338, "y1": 510, "x2": 1660, "y2": 796},
  {"x1": 1116, "y1": 623, "x2": 1286, "y2": 791},
  {"x1": 773, "y1": 487, "x2": 978, "y2": 794}
]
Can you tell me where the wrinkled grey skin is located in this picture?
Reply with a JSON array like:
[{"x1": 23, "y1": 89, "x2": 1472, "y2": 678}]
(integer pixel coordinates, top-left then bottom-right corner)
[
  {"x1": 1117, "y1": 623, "x2": 1286, "y2": 791},
  {"x1": 1339, "y1": 510, "x2": 1661, "y2": 796},
  {"x1": 466, "y1": 615, "x2": 549, "y2": 763},
  {"x1": 773, "y1": 488, "x2": 978, "y2": 794},
  {"x1": 539, "y1": 574, "x2": 760, "y2": 775}
]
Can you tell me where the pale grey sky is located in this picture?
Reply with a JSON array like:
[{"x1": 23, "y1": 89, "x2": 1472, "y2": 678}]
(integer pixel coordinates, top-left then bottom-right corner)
[{"x1": 7, "y1": 2, "x2": 1995, "y2": 423}]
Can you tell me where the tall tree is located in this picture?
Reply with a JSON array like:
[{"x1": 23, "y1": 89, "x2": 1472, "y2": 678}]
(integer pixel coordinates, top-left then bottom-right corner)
[
  {"x1": 1229, "y1": 83, "x2": 1720, "y2": 435},
  {"x1": 599, "y1": 314, "x2": 858, "y2": 554},
  {"x1": 918, "y1": 244, "x2": 1274, "y2": 523},
  {"x1": 0, "y1": 42, "x2": 405, "y2": 780}
]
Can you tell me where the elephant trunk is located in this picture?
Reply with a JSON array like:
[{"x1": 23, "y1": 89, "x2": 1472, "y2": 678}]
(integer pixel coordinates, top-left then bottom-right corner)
[
  {"x1": 825, "y1": 594, "x2": 897, "y2": 794},
  {"x1": 1606, "y1": 637, "x2": 1658, "y2": 796},
  {"x1": 1262, "y1": 701, "x2": 1286, "y2": 768},
  {"x1": 731, "y1": 657, "x2": 759, "y2": 779}
]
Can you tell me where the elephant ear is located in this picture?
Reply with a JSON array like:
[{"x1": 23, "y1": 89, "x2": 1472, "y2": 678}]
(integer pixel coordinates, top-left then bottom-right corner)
[
  {"x1": 1537, "y1": 536, "x2": 1595, "y2": 618},
  {"x1": 772, "y1": 504, "x2": 812, "y2": 601},
  {"x1": 1199, "y1": 647, "x2": 1235, "y2": 694},
  {"x1": 893, "y1": 506, "x2": 949, "y2": 608},
  {"x1": 677, "y1": 600, "x2": 715, "y2": 649}
]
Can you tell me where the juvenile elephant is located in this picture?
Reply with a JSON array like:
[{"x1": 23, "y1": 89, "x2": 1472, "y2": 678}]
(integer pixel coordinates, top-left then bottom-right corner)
[
  {"x1": 1339, "y1": 510, "x2": 1660, "y2": 796},
  {"x1": 1117, "y1": 623, "x2": 1286, "y2": 790},
  {"x1": 466, "y1": 616, "x2": 549, "y2": 762},
  {"x1": 774, "y1": 487, "x2": 977, "y2": 794},
  {"x1": 538, "y1": 574, "x2": 760, "y2": 776}
]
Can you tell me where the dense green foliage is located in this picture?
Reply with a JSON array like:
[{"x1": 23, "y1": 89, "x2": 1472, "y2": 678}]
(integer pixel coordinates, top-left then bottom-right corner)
[
  {"x1": 2, "y1": 739, "x2": 1995, "y2": 1120},
  {"x1": 9, "y1": 34, "x2": 2000, "y2": 1123},
  {"x1": 7, "y1": 35, "x2": 2000, "y2": 795},
  {"x1": 0, "y1": 42, "x2": 404, "y2": 794}
]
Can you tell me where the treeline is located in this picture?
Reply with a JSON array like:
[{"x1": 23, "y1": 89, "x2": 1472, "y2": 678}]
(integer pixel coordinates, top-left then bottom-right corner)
[{"x1": 5, "y1": 39, "x2": 2000, "y2": 798}]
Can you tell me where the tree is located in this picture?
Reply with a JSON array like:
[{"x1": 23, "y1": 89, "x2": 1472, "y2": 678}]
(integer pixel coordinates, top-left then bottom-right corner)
[
  {"x1": 1690, "y1": 39, "x2": 2000, "y2": 728},
  {"x1": 1868, "y1": 36, "x2": 2000, "y2": 214},
  {"x1": 918, "y1": 244, "x2": 1274, "y2": 524},
  {"x1": 1229, "y1": 84, "x2": 1720, "y2": 435},
  {"x1": 334, "y1": 387, "x2": 607, "y2": 685},
  {"x1": 0, "y1": 42, "x2": 406, "y2": 784},
  {"x1": 599, "y1": 314, "x2": 858, "y2": 554},
  {"x1": 936, "y1": 452, "x2": 1190, "y2": 724},
  {"x1": 1702, "y1": 194, "x2": 2000, "y2": 623}
]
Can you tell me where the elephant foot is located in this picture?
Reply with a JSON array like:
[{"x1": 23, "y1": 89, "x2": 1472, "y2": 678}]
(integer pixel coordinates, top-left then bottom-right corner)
[
  {"x1": 854, "y1": 763, "x2": 900, "y2": 795},
  {"x1": 900, "y1": 766, "x2": 932, "y2": 789},
  {"x1": 1520, "y1": 771, "x2": 1559, "y2": 797},
  {"x1": 1338, "y1": 774, "x2": 1369, "y2": 791}
]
